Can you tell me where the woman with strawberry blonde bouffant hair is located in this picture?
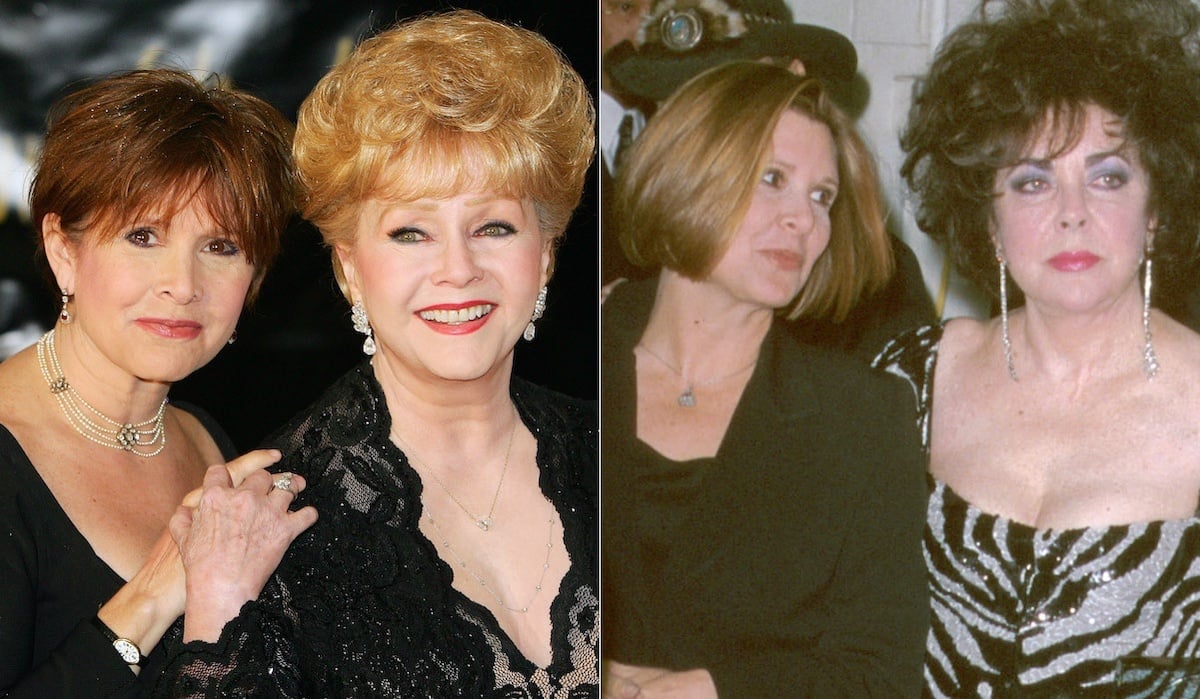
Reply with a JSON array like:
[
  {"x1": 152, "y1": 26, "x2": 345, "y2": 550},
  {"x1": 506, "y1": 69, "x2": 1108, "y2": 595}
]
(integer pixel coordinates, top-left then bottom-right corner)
[{"x1": 153, "y1": 10, "x2": 597, "y2": 697}]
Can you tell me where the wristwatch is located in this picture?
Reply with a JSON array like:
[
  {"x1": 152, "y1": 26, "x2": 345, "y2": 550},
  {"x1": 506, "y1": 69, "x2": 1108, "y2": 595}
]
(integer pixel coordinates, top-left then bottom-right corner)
[{"x1": 90, "y1": 616, "x2": 143, "y2": 666}]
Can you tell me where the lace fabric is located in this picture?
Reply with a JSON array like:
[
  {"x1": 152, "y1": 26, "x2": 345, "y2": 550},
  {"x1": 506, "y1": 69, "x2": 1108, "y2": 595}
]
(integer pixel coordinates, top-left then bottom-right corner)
[{"x1": 152, "y1": 362, "x2": 599, "y2": 697}]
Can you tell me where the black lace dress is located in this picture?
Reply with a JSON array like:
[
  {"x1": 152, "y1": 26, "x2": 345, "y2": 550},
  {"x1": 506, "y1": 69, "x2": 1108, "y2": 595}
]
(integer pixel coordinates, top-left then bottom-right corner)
[{"x1": 150, "y1": 362, "x2": 599, "y2": 698}]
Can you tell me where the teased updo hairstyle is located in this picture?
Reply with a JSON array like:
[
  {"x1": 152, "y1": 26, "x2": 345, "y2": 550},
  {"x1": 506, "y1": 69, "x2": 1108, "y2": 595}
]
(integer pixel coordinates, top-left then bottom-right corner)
[
  {"x1": 616, "y1": 61, "x2": 893, "y2": 321},
  {"x1": 30, "y1": 69, "x2": 296, "y2": 301},
  {"x1": 293, "y1": 10, "x2": 596, "y2": 299},
  {"x1": 901, "y1": 0, "x2": 1200, "y2": 301}
]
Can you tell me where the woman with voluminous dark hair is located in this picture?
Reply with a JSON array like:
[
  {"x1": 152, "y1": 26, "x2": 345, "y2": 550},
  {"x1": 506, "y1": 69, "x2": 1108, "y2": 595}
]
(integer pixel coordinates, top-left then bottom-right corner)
[{"x1": 877, "y1": 0, "x2": 1200, "y2": 694}]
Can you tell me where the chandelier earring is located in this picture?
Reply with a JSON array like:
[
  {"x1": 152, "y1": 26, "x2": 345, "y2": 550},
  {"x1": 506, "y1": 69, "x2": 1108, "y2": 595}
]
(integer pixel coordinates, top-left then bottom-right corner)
[
  {"x1": 523, "y1": 286, "x2": 548, "y2": 342},
  {"x1": 59, "y1": 289, "x2": 71, "y2": 324},
  {"x1": 1142, "y1": 232, "x2": 1159, "y2": 379},
  {"x1": 997, "y1": 251, "x2": 1017, "y2": 382},
  {"x1": 351, "y1": 301, "x2": 376, "y2": 356}
]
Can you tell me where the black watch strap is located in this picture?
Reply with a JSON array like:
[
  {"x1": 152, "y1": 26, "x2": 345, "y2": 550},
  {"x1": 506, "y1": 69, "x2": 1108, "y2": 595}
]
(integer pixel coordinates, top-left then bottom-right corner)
[{"x1": 90, "y1": 615, "x2": 143, "y2": 666}]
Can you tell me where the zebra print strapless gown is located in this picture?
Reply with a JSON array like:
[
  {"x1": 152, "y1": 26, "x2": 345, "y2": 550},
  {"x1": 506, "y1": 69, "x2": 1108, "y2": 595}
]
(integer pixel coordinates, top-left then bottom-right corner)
[{"x1": 876, "y1": 325, "x2": 1200, "y2": 698}]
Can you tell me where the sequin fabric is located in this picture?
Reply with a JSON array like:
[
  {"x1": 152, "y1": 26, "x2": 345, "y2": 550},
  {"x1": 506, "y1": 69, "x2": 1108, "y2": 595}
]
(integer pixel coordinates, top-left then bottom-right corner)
[
  {"x1": 875, "y1": 325, "x2": 1200, "y2": 698},
  {"x1": 151, "y1": 362, "x2": 599, "y2": 698}
]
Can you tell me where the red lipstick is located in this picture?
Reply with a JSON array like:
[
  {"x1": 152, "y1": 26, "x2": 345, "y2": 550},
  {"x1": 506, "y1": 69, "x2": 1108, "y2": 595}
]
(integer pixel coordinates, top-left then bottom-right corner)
[
  {"x1": 136, "y1": 318, "x2": 203, "y2": 340},
  {"x1": 416, "y1": 301, "x2": 495, "y2": 335},
  {"x1": 1048, "y1": 251, "x2": 1100, "y2": 272}
]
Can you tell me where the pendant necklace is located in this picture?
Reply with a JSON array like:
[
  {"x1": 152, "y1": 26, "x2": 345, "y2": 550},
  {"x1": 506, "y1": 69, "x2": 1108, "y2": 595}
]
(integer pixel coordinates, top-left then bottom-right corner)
[
  {"x1": 393, "y1": 413, "x2": 517, "y2": 532},
  {"x1": 424, "y1": 503, "x2": 555, "y2": 614},
  {"x1": 636, "y1": 342, "x2": 759, "y2": 407},
  {"x1": 37, "y1": 330, "x2": 167, "y2": 457}
]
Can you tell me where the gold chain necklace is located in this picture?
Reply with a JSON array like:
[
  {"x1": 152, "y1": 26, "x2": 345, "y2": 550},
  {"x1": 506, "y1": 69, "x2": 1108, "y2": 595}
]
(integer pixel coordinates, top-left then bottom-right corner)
[
  {"x1": 37, "y1": 330, "x2": 167, "y2": 457},
  {"x1": 635, "y1": 343, "x2": 758, "y2": 408},
  {"x1": 425, "y1": 504, "x2": 555, "y2": 614},
  {"x1": 393, "y1": 414, "x2": 517, "y2": 532}
]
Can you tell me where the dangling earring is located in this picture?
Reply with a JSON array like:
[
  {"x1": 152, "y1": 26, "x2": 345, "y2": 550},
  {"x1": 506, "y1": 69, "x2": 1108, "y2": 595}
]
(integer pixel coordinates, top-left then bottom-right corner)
[
  {"x1": 351, "y1": 301, "x2": 376, "y2": 356},
  {"x1": 1142, "y1": 234, "x2": 1159, "y2": 379},
  {"x1": 998, "y1": 252, "x2": 1017, "y2": 381},
  {"x1": 227, "y1": 329, "x2": 238, "y2": 346},
  {"x1": 59, "y1": 289, "x2": 71, "y2": 324},
  {"x1": 523, "y1": 287, "x2": 548, "y2": 342}
]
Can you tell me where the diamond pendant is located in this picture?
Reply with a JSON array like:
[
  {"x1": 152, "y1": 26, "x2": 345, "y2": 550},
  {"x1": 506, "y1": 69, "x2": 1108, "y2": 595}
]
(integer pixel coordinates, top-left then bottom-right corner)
[
  {"x1": 477, "y1": 518, "x2": 492, "y2": 531},
  {"x1": 677, "y1": 387, "x2": 696, "y2": 408}
]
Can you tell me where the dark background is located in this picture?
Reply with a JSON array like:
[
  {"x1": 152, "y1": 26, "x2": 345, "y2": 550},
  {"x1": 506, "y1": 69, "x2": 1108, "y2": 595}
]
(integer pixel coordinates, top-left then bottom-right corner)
[{"x1": 0, "y1": 0, "x2": 598, "y2": 449}]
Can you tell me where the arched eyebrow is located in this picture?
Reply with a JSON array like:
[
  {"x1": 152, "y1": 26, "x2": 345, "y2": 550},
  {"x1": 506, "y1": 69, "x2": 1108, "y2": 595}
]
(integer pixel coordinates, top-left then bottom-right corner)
[
  {"x1": 1010, "y1": 148, "x2": 1131, "y2": 172},
  {"x1": 1084, "y1": 149, "x2": 1130, "y2": 168}
]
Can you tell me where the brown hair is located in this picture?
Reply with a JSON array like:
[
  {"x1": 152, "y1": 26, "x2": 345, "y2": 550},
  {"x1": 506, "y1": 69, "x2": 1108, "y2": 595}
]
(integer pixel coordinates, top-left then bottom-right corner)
[
  {"x1": 901, "y1": 0, "x2": 1200, "y2": 301},
  {"x1": 29, "y1": 69, "x2": 296, "y2": 301},
  {"x1": 616, "y1": 61, "x2": 893, "y2": 321},
  {"x1": 293, "y1": 9, "x2": 596, "y2": 298}
]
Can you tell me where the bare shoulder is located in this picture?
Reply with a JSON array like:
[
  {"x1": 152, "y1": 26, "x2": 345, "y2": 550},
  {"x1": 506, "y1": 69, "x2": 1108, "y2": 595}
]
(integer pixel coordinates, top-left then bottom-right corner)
[
  {"x1": 169, "y1": 405, "x2": 226, "y2": 465},
  {"x1": 1151, "y1": 313, "x2": 1200, "y2": 396},
  {"x1": 935, "y1": 316, "x2": 997, "y2": 375},
  {"x1": 0, "y1": 345, "x2": 44, "y2": 432},
  {"x1": 939, "y1": 315, "x2": 991, "y2": 352}
]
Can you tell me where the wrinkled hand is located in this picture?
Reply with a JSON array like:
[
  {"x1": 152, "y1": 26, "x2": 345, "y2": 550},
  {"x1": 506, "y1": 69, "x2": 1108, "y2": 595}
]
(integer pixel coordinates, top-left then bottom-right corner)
[
  {"x1": 170, "y1": 450, "x2": 318, "y2": 642},
  {"x1": 100, "y1": 450, "x2": 293, "y2": 654},
  {"x1": 603, "y1": 661, "x2": 718, "y2": 699}
]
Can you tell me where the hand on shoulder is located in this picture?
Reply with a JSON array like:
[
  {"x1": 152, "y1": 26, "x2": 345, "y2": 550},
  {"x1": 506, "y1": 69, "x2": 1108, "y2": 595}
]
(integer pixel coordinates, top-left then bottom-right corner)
[{"x1": 170, "y1": 449, "x2": 318, "y2": 642}]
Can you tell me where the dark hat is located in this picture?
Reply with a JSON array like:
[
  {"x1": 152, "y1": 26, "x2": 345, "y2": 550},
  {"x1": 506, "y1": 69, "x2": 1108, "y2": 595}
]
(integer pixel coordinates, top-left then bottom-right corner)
[{"x1": 607, "y1": 0, "x2": 857, "y2": 102}]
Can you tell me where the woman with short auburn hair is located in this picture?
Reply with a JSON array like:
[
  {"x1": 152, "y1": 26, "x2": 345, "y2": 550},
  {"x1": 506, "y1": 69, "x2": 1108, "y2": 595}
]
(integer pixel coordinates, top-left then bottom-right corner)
[{"x1": 0, "y1": 68, "x2": 308, "y2": 695}]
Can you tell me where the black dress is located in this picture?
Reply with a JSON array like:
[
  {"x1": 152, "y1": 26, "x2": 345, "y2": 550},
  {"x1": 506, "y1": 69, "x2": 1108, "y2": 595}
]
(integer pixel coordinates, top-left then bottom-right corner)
[
  {"x1": 0, "y1": 405, "x2": 235, "y2": 698},
  {"x1": 601, "y1": 279, "x2": 929, "y2": 697},
  {"x1": 152, "y1": 362, "x2": 599, "y2": 698}
]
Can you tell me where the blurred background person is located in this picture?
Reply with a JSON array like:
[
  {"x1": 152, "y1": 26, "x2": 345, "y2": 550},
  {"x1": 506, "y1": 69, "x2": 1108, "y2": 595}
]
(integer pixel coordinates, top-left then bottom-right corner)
[
  {"x1": 0, "y1": 69, "x2": 312, "y2": 696},
  {"x1": 602, "y1": 0, "x2": 934, "y2": 362},
  {"x1": 602, "y1": 62, "x2": 927, "y2": 697},
  {"x1": 877, "y1": 0, "x2": 1200, "y2": 694},
  {"x1": 600, "y1": 0, "x2": 651, "y2": 285},
  {"x1": 154, "y1": 11, "x2": 598, "y2": 696}
]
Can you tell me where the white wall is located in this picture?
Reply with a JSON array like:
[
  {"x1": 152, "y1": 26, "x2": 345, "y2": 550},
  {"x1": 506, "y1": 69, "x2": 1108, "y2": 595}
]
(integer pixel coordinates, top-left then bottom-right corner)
[{"x1": 787, "y1": 0, "x2": 988, "y2": 318}]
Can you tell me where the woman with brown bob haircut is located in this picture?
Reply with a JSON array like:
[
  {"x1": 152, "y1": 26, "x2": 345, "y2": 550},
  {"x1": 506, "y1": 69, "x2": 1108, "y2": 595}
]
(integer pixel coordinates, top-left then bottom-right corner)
[
  {"x1": 602, "y1": 61, "x2": 928, "y2": 697},
  {"x1": 154, "y1": 10, "x2": 597, "y2": 697},
  {"x1": 0, "y1": 69, "x2": 312, "y2": 695},
  {"x1": 875, "y1": 0, "x2": 1200, "y2": 694},
  {"x1": 615, "y1": 62, "x2": 893, "y2": 322}
]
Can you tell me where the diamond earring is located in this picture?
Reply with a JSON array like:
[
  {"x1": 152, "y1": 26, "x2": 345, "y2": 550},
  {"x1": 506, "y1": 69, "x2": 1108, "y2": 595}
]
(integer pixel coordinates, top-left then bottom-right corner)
[
  {"x1": 523, "y1": 286, "x2": 548, "y2": 342},
  {"x1": 998, "y1": 252, "x2": 1017, "y2": 381},
  {"x1": 351, "y1": 301, "x2": 376, "y2": 356},
  {"x1": 1142, "y1": 234, "x2": 1159, "y2": 379}
]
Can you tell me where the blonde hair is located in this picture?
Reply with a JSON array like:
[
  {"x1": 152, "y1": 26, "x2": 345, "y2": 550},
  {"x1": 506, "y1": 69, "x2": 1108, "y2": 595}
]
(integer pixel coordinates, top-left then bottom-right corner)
[
  {"x1": 293, "y1": 10, "x2": 596, "y2": 297},
  {"x1": 616, "y1": 61, "x2": 892, "y2": 321}
]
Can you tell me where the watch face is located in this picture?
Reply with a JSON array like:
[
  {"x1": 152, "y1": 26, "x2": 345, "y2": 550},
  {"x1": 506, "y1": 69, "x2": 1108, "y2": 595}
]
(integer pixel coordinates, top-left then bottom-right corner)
[{"x1": 113, "y1": 638, "x2": 141, "y2": 665}]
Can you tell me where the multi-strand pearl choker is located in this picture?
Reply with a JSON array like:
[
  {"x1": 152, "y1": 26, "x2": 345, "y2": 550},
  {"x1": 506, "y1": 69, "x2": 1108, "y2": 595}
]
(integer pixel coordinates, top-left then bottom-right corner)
[{"x1": 36, "y1": 330, "x2": 167, "y2": 457}]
